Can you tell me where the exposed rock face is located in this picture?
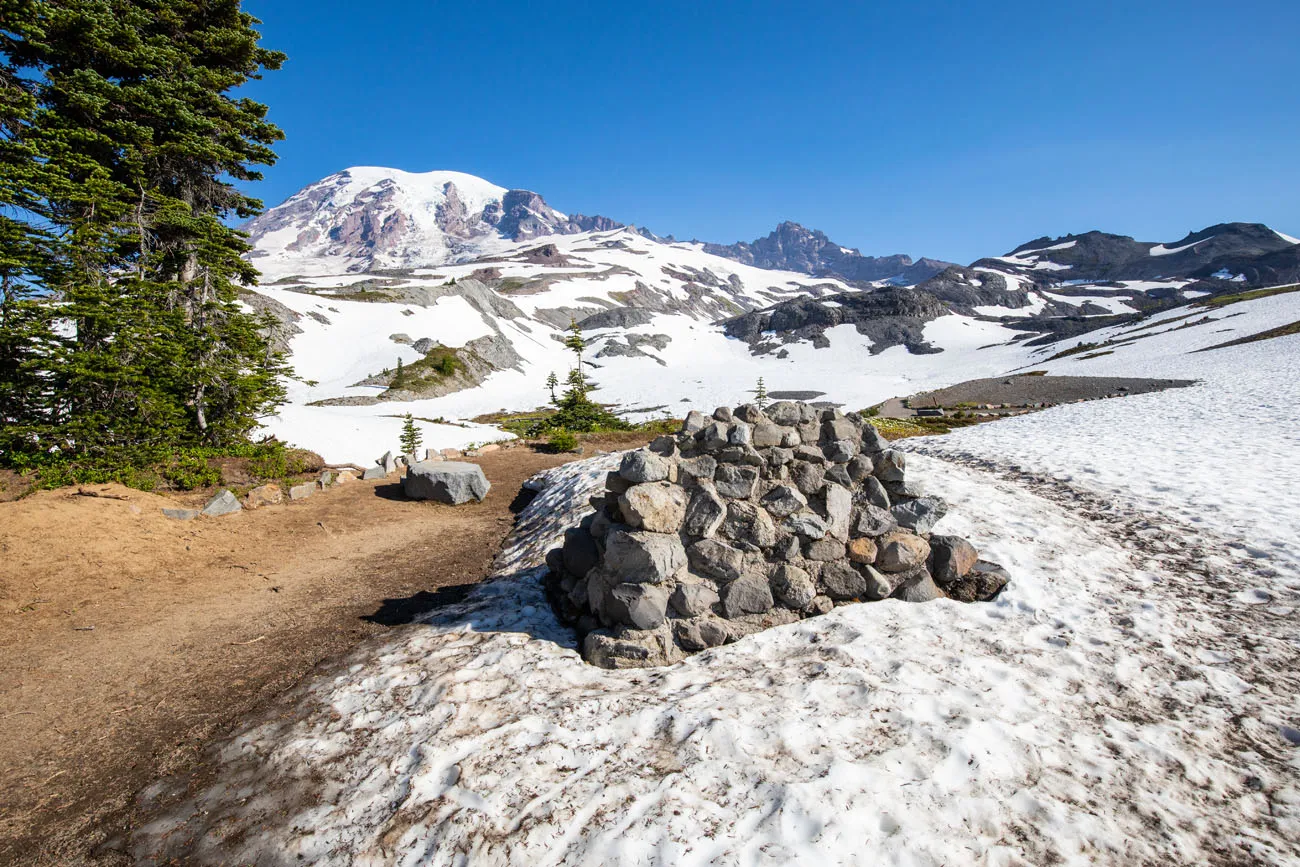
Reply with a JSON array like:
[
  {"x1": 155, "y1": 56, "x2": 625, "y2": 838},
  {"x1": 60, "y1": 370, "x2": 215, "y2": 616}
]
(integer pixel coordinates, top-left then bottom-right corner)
[
  {"x1": 722, "y1": 286, "x2": 949, "y2": 357},
  {"x1": 703, "y1": 221, "x2": 953, "y2": 285},
  {"x1": 402, "y1": 461, "x2": 491, "y2": 504},
  {"x1": 547, "y1": 402, "x2": 1009, "y2": 668}
]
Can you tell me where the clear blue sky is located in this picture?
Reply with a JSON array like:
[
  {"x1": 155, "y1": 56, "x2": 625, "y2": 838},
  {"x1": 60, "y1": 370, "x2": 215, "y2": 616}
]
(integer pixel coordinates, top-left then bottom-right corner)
[{"x1": 240, "y1": 0, "x2": 1300, "y2": 264}]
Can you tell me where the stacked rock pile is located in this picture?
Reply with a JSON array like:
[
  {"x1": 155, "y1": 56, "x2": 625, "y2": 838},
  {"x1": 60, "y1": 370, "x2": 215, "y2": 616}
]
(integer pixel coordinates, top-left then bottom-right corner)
[{"x1": 547, "y1": 401, "x2": 1009, "y2": 668}]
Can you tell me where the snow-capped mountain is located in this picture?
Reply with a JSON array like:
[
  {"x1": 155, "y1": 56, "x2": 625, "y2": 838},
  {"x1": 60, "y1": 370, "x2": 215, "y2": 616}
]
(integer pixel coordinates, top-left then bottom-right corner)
[
  {"x1": 244, "y1": 167, "x2": 628, "y2": 277},
  {"x1": 240, "y1": 167, "x2": 1299, "y2": 464}
]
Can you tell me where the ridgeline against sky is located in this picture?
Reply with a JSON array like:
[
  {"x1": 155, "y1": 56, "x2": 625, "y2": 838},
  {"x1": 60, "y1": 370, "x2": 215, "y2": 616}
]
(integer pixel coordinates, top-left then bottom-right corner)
[{"x1": 240, "y1": 0, "x2": 1299, "y2": 263}]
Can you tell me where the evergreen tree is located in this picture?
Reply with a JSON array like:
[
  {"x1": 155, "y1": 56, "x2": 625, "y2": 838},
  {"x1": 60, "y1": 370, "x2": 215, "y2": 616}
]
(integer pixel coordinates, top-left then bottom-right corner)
[
  {"x1": 0, "y1": 0, "x2": 288, "y2": 468},
  {"x1": 562, "y1": 316, "x2": 586, "y2": 394},
  {"x1": 545, "y1": 370, "x2": 558, "y2": 403},
  {"x1": 755, "y1": 376, "x2": 768, "y2": 409},
  {"x1": 399, "y1": 413, "x2": 422, "y2": 456},
  {"x1": 564, "y1": 366, "x2": 588, "y2": 400},
  {"x1": 392, "y1": 357, "x2": 405, "y2": 388}
]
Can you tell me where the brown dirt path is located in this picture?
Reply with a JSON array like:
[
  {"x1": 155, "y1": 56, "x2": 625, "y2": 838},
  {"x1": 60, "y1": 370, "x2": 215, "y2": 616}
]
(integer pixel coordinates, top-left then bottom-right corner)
[{"x1": 0, "y1": 440, "x2": 642, "y2": 866}]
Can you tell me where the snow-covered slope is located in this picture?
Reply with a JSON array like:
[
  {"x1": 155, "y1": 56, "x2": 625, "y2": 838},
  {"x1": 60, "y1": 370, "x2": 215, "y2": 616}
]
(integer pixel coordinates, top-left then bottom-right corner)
[
  {"x1": 241, "y1": 169, "x2": 1300, "y2": 465},
  {"x1": 130, "y1": 297, "x2": 1300, "y2": 861}
]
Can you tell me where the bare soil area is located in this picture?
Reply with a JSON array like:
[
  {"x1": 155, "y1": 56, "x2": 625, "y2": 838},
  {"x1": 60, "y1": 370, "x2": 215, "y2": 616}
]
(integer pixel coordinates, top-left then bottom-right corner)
[
  {"x1": 0, "y1": 438, "x2": 646, "y2": 866},
  {"x1": 904, "y1": 373, "x2": 1195, "y2": 411}
]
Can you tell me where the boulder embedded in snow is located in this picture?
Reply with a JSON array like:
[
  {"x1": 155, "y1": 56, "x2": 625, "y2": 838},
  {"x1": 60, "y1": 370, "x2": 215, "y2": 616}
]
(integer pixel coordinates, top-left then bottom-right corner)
[
  {"x1": 545, "y1": 401, "x2": 1009, "y2": 668},
  {"x1": 402, "y1": 461, "x2": 490, "y2": 504}
]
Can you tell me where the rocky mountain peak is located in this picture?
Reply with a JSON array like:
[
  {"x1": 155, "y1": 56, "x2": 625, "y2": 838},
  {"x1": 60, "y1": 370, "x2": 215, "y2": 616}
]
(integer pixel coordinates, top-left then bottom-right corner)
[
  {"x1": 244, "y1": 167, "x2": 627, "y2": 277},
  {"x1": 703, "y1": 222, "x2": 953, "y2": 285}
]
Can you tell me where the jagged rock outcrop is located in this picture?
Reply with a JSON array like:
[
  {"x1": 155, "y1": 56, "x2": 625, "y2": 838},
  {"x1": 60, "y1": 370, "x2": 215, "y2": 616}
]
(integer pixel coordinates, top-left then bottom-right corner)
[
  {"x1": 547, "y1": 402, "x2": 1008, "y2": 668},
  {"x1": 704, "y1": 221, "x2": 954, "y2": 285},
  {"x1": 722, "y1": 286, "x2": 949, "y2": 355}
]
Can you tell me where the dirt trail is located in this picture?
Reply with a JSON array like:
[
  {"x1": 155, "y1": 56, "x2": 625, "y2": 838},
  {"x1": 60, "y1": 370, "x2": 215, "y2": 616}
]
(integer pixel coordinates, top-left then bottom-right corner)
[{"x1": 0, "y1": 442, "x2": 640, "y2": 866}]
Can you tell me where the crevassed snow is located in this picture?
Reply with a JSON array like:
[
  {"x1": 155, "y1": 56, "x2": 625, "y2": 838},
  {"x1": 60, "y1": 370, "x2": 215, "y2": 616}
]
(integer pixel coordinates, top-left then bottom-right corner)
[{"x1": 130, "y1": 437, "x2": 1300, "y2": 865}]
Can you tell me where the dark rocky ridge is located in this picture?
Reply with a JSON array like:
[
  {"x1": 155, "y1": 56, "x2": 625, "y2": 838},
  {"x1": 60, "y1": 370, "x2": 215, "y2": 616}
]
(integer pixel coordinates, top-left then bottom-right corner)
[
  {"x1": 983, "y1": 222, "x2": 1297, "y2": 284},
  {"x1": 704, "y1": 221, "x2": 954, "y2": 285}
]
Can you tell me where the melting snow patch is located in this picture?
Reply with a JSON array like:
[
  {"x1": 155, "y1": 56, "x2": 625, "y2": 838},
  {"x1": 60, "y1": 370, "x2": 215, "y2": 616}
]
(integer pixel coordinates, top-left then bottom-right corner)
[{"x1": 129, "y1": 445, "x2": 1300, "y2": 865}]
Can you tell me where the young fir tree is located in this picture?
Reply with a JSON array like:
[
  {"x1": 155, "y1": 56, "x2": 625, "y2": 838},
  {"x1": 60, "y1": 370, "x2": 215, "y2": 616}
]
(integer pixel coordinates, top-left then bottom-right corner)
[
  {"x1": 399, "y1": 413, "x2": 422, "y2": 456},
  {"x1": 755, "y1": 376, "x2": 768, "y2": 409},
  {"x1": 562, "y1": 317, "x2": 586, "y2": 397},
  {"x1": 392, "y1": 357, "x2": 405, "y2": 388},
  {"x1": 545, "y1": 370, "x2": 558, "y2": 403},
  {"x1": 0, "y1": 0, "x2": 288, "y2": 466}
]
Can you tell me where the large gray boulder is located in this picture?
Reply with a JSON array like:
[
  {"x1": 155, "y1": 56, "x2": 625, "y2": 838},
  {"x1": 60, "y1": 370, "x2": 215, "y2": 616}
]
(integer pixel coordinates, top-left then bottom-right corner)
[
  {"x1": 604, "y1": 528, "x2": 686, "y2": 584},
  {"x1": 714, "y1": 464, "x2": 758, "y2": 498},
  {"x1": 771, "y1": 564, "x2": 816, "y2": 609},
  {"x1": 619, "y1": 482, "x2": 688, "y2": 533},
  {"x1": 721, "y1": 572, "x2": 774, "y2": 618},
  {"x1": 683, "y1": 484, "x2": 727, "y2": 538},
  {"x1": 670, "y1": 580, "x2": 720, "y2": 617},
  {"x1": 619, "y1": 449, "x2": 670, "y2": 484},
  {"x1": 874, "y1": 449, "x2": 907, "y2": 483},
  {"x1": 891, "y1": 496, "x2": 949, "y2": 534},
  {"x1": 608, "y1": 583, "x2": 671, "y2": 630},
  {"x1": 687, "y1": 538, "x2": 745, "y2": 582},
  {"x1": 403, "y1": 461, "x2": 490, "y2": 504},
  {"x1": 876, "y1": 530, "x2": 931, "y2": 572}
]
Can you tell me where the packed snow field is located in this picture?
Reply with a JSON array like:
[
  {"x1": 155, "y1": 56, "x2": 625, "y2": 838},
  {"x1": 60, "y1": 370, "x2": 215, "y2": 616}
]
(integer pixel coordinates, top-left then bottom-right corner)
[
  {"x1": 919, "y1": 290, "x2": 1300, "y2": 580},
  {"x1": 131, "y1": 442, "x2": 1300, "y2": 865},
  {"x1": 248, "y1": 222, "x2": 1212, "y2": 465}
]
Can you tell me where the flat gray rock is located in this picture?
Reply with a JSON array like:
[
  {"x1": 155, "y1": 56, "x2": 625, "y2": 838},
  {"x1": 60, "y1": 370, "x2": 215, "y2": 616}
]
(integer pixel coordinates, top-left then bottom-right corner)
[
  {"x1": 162, "y1": 507, "x2": 200, "y2": 521},
  {"x1": 201, "y1": 490, "x2": 241, "y2": 517},
  {"x1": 361, "y1": 465, "x2": 387, "y2": 480},
  {"x1": 403, "y1": 461, "x2": 490, "y2": 504}
]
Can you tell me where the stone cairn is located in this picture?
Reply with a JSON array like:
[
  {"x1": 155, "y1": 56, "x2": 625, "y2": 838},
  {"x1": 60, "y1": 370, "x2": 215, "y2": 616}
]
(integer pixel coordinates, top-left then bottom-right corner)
[{"x1": 547, "y1": 401, "x2": 1009, "y2": 669}]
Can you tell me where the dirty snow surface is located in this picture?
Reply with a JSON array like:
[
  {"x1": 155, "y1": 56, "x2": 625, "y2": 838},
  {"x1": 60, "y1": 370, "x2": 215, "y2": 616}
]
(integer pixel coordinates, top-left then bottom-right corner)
[{"x1": 134, "y1": 400, "x2": 1300, "y2": 864}]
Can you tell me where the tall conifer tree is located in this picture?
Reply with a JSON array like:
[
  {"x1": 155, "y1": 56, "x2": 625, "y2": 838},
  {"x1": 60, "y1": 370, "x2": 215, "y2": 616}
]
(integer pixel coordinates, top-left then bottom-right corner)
[{"x1": 0, "y1": 0, "x2": 288, "y2": 466}]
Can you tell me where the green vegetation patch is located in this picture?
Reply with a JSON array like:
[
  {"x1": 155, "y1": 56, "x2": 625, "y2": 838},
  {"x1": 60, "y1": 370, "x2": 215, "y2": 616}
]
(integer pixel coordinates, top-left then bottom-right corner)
[
  {"x1": 1198, "y1": 284, "x2": 1300, "y2": 309},
  {"x1": 389, "y1": 346, "x2": 465, "y2": 391},
  {"x1": 866, "y1": 415, "x2": 984, "y2": 441},
  {"x1": 13, "y1": 441, "x2": 322, "y2": 495}
]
